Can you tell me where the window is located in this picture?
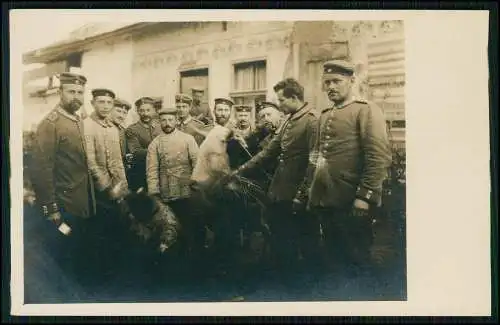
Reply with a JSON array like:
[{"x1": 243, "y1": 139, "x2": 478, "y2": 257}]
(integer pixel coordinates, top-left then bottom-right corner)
[
  {"x1": 230, "y1": 60, "x2": 267, "y2": 126},
  {"x1": 67, "y1": 52, "x2": 83, "y2": 69},
  {"x1": 179, "y1": 68, "x2": 209, "y2": 103},
  {"x1": 391, "y1": 120, "x2": 406, "y2": 129}
]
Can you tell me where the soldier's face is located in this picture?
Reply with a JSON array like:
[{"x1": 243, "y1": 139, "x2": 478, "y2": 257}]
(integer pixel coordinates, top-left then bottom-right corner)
[
  {"x1": 276, "y1": 89, "x2": 299, "y2": 115},
  {"x1": 92, "y1": 95, "x2": 114, "y2": 119},
  {"x1": 324, "y1": 73, "x2": 354, "y2": 104},
  {"x1": 137, "y1": 103, "x2": 155, "y2": 123},
  {"x1": 258, "y1": 107, "x2": 282, "y2": 130},
  {"x1": 192, "y1": 91, "x2": 204, "y2": 104},
  {"x1": 236, "y1": 111, "x2": 251, "y2": 125},
  {"x1": 175, "y1": 102, "x2": 191, "y2": 119},
  {"x1": 159, "y1": 114, "x2": 177, "y2": 134},
  {"x1": 60, "y1": 84, "x2": 85, "y2": 113},
  {"x1": 214, "y1": 104, "x2": 231, "y2": 126},
  {"x1": 112, "y1": 106, "x2": 128, "y2": 125}
]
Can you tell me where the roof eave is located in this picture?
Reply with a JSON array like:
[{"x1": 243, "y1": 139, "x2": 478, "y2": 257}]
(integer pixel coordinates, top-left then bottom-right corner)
[{"x1": 22, "y1": 22, "x2": 159, "y2": 65}]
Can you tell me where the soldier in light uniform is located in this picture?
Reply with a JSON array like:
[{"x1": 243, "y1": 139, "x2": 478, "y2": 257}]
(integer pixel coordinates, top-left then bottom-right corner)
[
  {"x1": 84, "y1": 88, "x2": 129, "y2": 281},
  {"x1": 191, "y1": 86, "x2": 213, "y2": 125},
  {"x1": 146, "y1": 107, "x2": 203, "y2": 265},
  {"x1": 297, "y1": 60, "x2": 393, "y2": 277},
  {"x1": 125, "y1": 97, "x2": 163, "y2": 191},
  {"x1": 232, "y1": 105, "x2": 254, "y2": 139},
  {"x1": 175, "y1": 93, "x2": 207, "y2": 145},
  {"x1": 29, "y1": 72, "x2": 96, "y2": 292}
]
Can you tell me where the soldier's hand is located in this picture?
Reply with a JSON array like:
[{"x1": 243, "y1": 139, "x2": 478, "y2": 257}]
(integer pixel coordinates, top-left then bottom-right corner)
[
  {"x1": 292, "y1": 197, "x2": 306, "y2": 214},
  {"x1": 351, "y1": 199, "x2": 371, "y2": 218},
  {"x1": 47, "y1": 211, "x2": 63, "y2": 227}
]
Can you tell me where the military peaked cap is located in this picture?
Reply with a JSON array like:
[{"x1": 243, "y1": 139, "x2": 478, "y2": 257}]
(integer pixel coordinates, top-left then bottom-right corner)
[
  {"x1": 114, "y1": 98, "x2": 132, "y2": 111},
  {"x1": 234, "y1": 105, "x2": 252, "y2": 112},
  {"x1": 214, "y1": 98, "x2": 234, "y2": 107},
  {"x1": 58, "y1": 72, "x2": 87, "y2": 86},
  {"x1": 91, "y1": 88, "x2": 116, "y2": 99},
  {"x1": 135, "y1": 96, "x2": 156, "y2": 108},
  {"x1": 191, "y1": 87, "x2": 205, "y2": 93},
  {"x1": 257, "y1": 101, "x2": 279, "y2": 112},
  {"x1": 157, "y1": 107, "x2": 178, "y2": 116},
  {"x1": 323, "y1": 59, "x2": 356, "y2": 76},
  {"x1": 175, "y1": 93, "x2": 193, "y2": 104}
]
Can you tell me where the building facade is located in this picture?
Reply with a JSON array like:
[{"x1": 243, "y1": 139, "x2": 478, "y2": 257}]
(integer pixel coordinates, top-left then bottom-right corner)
[{"x1": 22, "y1": 20, "x2": 405, "y2": 144}]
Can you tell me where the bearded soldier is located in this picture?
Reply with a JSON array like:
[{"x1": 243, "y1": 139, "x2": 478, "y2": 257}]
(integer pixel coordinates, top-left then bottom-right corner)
[
  {"x1": 29, "y1": 72, "x2": 96, "y2": 292},
  {"x1": 297, "y1": 60, "x2": 392, "y2": 278},
  {"x1": 232, "y1": 105, "x2": 254, "y2": 139},
  {"x1": 146, "y1": 107, "x2": 202, "y2": 266},
  {"x1": 125, "y1": 97, "x2": 163, "y2": 191}
]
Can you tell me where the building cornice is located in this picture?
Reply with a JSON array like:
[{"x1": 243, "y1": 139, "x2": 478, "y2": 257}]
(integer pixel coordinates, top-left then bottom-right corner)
[{"x1": 22, "y1": 22, "x2": 162, "y2": 65}]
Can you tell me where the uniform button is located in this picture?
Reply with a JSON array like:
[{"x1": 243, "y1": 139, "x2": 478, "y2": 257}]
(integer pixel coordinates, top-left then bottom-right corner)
[
  {"x1": 325, "y1": 135, "x2": 330, "y2": 140},
  {"x1": 324, "y1": 143, "x2": 329, "y2": 147},
  {"x1": 279, "y1": 159, "x2": 284, "y2": 163}
]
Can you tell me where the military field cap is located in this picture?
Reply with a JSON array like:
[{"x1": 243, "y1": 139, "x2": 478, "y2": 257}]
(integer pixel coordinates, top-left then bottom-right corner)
[
  {"x1": 134, "y1": 96, "x2": 156, "y2": 108},
  {"x1": 234, "y1": 105, "x2": 252, "y2": 113},
  {"x1": 323, "y1": 59, "x2": 355, "y2": 76},
  {"x1": 191, "y1": 87, "x2": 205, "y2": 93},
  {"x1": 258, "y1": 101, "x2": 279, "y2": 112},
  {"x1": 58, "y1": 72, "x2": 87, "y2": 86},
  {"x1": 175, "y1": 93, "x2": 193, "y2": 104},
  {"x1": 114, "y1": 98, "x2": 132, "y2": 111},
  {"x1": 91, "y1": 88, "x2": 116, "y2": 99},
  {"x1": 214, "y1": 98, "x2": 234, "y2": 107},
  {"x1": 157, "y1": 107, "x2": 178, "y2": 116},
  {"x1": 152, "y1": 97, "x2": 164, "y2": 110}
]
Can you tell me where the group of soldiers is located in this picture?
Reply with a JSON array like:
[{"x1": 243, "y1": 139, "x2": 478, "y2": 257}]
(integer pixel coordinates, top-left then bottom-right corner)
[{"x1": 24, "y1": 59, "x2": 393, "y2": 299}]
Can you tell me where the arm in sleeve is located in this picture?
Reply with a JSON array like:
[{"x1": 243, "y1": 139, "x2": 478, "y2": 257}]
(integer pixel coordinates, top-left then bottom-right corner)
[
  {"x1": 357, "y1": 103, "x2": 393, "y2": 204},
  {"x1": 187, "y1": 135, "x2": 200, "y2": 170},
  {"x1": 125, "y1": 127, "x2": 148, "y2": 162},
  {"x1": 84, "y1": 129, "x2": 112, "y2": 192},
  {"x1": 296, "y1": 115, "x2": 320, "y2": 201},
  {"x1": 146, "y1": 139, "x2": 160, "y2": 196},
  {"x1": 30, "y1": 120, "x2": 57, "y2": 209},
  {"x1": 236, "y1": 131, "x2": 281, "y2": 175}
]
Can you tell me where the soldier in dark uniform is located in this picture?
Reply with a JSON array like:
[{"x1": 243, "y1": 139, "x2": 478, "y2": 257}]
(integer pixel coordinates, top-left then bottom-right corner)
[
  {"x1": 233, "y1": 105, "x2": 254, "y2": 139},
  {"x1": 191, "y1": 86, "x2": 213, "y2": 125},
  {"x1": 125, "y1": 97, "x2": 162, "y2": 191},
  {"x1": 175, "y1": 93, "x2": 207, "y2": 145},
  {"x1": 29, "y1": 72, "x2": 96, "y2": 294},
  {"x1": 232, "y1": 78, "x2": 321, "y2": 286},
  {"x1": 297, "y1": 60, "x2": 392, "y2": 278},
  {"x1": 111, "y1": 97, "x2": 132, "y2": 160}
]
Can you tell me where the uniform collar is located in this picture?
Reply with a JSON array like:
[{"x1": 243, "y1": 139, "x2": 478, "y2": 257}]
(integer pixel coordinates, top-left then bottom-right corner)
[
  {"x1": 139, "y1": 119, "x2": 157, "y2": 129},
  {"x1": 56, "y1": 104, "x2": 80, "y2": 122},
  {"x1": 323, "y1": 96, "x2": 357, "y2": 113},
  {"x1": 90, "y1": 111, "x2": 114, "y2": 128},
  {"x1": 162, "y1": 128, "x2": 178, "y2": 137},
  {"x1": 289, "y1": 102, "x2": 310, "y2": 121}
]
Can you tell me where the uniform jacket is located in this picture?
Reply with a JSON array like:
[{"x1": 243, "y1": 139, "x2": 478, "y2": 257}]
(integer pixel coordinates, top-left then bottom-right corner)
[
  {"x1": 177, "y1": 116, "x2": 206, "y2": 145},
  {"x1": 146, "y1": 129, "x2": 199, "y2": 202},
  {"x1": 233, "y1": 123, "x2": 254, "y2": 139},
  {"x1": 83, "y1": 112, "x2": 128, "y2": 195},
  {"x1": 302, "y1": 98, "x2": 392, "y2": 208},
  {"x1": 191, "y1": 102, "x2": 213, "y2": 125},
  {"x1": 30, "y1": 105, "x2": 95, "y2": 218},
  {"x1": 125, "y1": 120, "x2": 163, "y2": 165},
  {"x1": 114, "y1": 123, "x2": 127, "y2": 159},
  {"x1": 238, "y1": 103, "x2": 319, "y2": 202}
]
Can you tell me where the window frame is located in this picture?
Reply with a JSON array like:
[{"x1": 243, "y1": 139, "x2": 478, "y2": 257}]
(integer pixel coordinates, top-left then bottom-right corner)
[{"x1": 178, "y1": 66, "x2": 210, "y2": 99}]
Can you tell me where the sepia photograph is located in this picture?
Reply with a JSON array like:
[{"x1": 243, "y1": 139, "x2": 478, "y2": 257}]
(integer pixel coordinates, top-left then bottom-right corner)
[{"x1": 9, "y1": 9, "x2": 491, "y2": 317}]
